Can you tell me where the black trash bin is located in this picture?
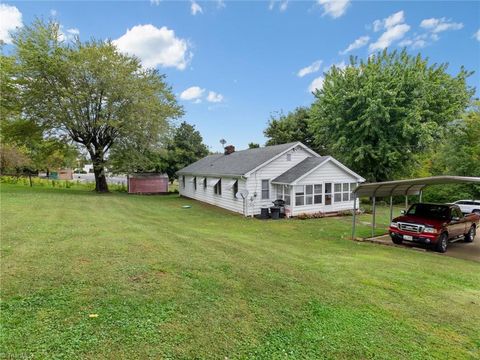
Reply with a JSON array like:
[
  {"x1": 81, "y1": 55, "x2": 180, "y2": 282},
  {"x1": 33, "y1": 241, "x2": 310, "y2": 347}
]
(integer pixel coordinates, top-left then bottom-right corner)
[
  {"x1": 273, "y1": 199, "x2": 286, "y2": 218},
  {"x1": 270, "y1": 206, "x2": 280, "y2": 219},
  {"x1": 260, "y1": 207, "x2": 270, "y2": 219}
]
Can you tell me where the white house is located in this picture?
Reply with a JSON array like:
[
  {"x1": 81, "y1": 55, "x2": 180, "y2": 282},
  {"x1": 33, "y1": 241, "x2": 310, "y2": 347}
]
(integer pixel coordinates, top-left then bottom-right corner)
[{"x1": 177, "y1": 142, "x2": 365, "y2": 217}]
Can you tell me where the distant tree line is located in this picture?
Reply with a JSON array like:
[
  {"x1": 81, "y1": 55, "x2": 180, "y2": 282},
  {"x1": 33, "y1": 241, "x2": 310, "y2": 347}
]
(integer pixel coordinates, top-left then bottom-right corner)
[{"x1": 263, "y1": 49, "x2": 479, "y2": 200}]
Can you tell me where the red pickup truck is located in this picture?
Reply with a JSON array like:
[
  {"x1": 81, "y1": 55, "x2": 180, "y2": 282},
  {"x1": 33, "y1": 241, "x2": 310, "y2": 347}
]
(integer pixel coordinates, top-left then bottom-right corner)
[{"x1": 389, "y1": 203, "x2": 479, "y2": 253}]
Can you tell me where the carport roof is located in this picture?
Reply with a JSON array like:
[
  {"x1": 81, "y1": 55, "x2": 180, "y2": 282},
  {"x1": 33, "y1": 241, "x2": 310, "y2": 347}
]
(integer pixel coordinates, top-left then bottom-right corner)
[{"x1": 354, "y1": 176, "x2": 480, "y2": 197}]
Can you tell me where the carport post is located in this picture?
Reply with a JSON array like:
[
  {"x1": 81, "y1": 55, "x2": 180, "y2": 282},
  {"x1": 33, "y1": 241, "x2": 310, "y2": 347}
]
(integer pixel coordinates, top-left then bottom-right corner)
[
  {"x1": 352, "y1": 193, "x2": 357, "y2": 240},
  {"x1": 371, "y1": 196, "x2": 376, "y2": 238},
  {"x1": 389, "y1": 196, "x2": 393, "y2": 222}
]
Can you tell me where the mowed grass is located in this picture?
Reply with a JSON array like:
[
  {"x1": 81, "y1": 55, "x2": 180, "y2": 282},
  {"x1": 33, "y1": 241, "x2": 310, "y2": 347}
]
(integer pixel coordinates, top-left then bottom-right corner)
[{"x1": 1, "y1": 185, "x2": 479, "y2": 359}]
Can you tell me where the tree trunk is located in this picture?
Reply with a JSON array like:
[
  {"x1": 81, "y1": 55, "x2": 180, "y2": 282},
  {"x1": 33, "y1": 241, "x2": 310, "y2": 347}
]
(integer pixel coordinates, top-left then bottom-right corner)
[{"x1": 93, "y1": 164, "x2": 109, "y2": 192}]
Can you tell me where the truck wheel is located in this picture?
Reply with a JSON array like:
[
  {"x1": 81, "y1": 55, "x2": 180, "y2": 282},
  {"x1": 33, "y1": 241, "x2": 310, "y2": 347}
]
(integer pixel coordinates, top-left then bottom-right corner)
[
  {"x1": 435, "y1": 233, "x2": 448, "y2": 253},
  {"x1": 391, "y1": 237, "x2": 403, "y2": 245},
  {"x1": 465, "y1": 226, "x2": 476, "y2": 243}
]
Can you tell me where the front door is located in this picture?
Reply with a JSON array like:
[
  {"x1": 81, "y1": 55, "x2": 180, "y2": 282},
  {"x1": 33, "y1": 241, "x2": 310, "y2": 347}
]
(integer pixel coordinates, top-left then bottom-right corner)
[{"x1": 324, "y1": 183, "x2": 333, "y2": 210}]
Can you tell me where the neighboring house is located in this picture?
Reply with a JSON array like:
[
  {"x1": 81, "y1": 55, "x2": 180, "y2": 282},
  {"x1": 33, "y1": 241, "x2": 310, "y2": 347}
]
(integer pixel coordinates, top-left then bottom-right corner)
[{"x1": 176, "y1": 142, "x2": 365, "y2": 217}]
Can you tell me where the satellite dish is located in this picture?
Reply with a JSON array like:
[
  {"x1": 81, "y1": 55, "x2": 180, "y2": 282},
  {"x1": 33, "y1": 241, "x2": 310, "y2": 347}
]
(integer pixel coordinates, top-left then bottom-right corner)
[{"x1": 236, "y1": 190, "x2": 249, "y2": 199}]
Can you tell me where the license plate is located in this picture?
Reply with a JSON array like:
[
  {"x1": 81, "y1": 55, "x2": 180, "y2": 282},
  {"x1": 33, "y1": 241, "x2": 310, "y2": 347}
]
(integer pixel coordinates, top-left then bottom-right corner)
[{"x1": 403, "y1": 235, "x2": 413, "y2": 241}]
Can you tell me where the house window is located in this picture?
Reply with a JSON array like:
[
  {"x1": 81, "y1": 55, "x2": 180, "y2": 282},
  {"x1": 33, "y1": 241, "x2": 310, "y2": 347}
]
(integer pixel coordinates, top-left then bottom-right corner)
[
  {"x1": 261, "y1": 180, "x2": 270, "y2": 199},
  {"x1": 305, "y1": 185, "x2": 313, "y2": 205},
  {"x1": 342, "y1": 183, "x2": 349, "y2": 201},
  {"x1": 295, "y1": 185, "x2": 305, "y2": 206},
  {"x1": 193, "y1": 177, "x2": 197, "y2": 191},
  {"x1": 233, "y1": 180, "x2": 238, "y2": 198},
  {"x1": 182, "y1": 175, "x2": 185, "y2": 189},
  {"x1": 286, "y1": 153, "x2": 292, "y2": 161},
  {"x1": 314, "y1": 184, "x2": 323, "y2": 204},
  {"x1": 214, "y1": 179, "x2": 222, "y2": 195},
  {"x1": 325, "y1": 183, "x2": 332, "y2": 205},
  {"x1": 203, "y1": 178, "x2": 207, "y2": 189}
]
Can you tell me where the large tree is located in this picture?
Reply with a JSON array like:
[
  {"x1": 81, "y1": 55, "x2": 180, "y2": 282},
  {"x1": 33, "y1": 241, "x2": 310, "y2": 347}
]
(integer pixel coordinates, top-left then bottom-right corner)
[
  {"x1": 164, "y1": 122, "x2": 209, "y2": 181},
  {"x1": 310, "y1": 49, "x2": 474, "y2": 182},
  {"x1": 264, "y1": 107, "x2": 321, "y2": 153},
  {"x1": 12, "y1": 20, "x2": 182, "y2": 192}
]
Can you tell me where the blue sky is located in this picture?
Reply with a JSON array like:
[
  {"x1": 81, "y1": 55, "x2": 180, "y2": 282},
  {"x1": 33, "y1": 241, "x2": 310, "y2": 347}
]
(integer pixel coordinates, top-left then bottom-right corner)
[{"x1": 1, "y1": 1, "x2": 479, "y2": 152}]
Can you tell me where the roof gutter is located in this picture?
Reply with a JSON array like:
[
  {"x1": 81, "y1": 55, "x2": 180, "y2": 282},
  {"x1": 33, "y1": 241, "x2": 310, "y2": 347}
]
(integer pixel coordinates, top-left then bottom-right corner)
[{"x1": 176, "y1": 172, "x2": 249, "y2": 180}]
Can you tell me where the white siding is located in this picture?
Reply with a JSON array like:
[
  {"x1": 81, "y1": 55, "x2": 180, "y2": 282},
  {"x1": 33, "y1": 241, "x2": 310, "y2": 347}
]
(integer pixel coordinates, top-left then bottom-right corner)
[
  {"x1": 179, "y1": 175, "x2": 246, "y2": 215},
  {"x1": 292, "y1": 161, "x2": 359, "y2": 216},
  {"x1": 245, "y1": 147, "x2": 312, "y2": 215}
]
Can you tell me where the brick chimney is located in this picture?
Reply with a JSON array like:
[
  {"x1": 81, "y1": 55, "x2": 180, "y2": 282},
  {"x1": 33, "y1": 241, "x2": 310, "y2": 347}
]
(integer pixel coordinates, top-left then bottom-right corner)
[{"x1": 224, "y1": 145, "x2": 235, "y2": 155}]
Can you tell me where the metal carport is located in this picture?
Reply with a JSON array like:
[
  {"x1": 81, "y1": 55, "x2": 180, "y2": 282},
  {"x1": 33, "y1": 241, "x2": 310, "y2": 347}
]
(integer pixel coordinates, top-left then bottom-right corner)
[{"x1": 351, "y1": 176, "x2": 480, "y2": 239}]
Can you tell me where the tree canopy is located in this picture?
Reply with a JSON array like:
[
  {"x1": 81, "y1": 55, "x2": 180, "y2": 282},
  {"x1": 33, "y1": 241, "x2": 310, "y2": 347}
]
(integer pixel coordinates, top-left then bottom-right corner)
[
  {"x1": 264, "y1": 107, "x2": 321, "y2": 153},
  {"x1": 310, "y1": 49, "x2": 474, "y2": 182},
  {"x1": 11, "y1": 20, "x2": 182, "y2": 191}
]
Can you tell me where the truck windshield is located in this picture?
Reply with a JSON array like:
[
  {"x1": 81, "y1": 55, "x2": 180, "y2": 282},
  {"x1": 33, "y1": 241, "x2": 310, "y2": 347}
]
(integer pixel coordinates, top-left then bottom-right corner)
[{"x1": 406, "y1": 204, "x2": 449, "y2": 220}]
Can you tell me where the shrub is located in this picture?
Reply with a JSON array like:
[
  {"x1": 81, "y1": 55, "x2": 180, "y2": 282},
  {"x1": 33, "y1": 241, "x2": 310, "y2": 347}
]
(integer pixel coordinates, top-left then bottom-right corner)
[{"x1": 296, "y1": 212, "x2": 325, "y2": 220}]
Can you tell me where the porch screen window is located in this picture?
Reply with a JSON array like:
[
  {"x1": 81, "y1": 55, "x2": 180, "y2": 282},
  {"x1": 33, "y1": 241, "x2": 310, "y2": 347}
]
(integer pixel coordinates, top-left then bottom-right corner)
[
  {"x1": 214, "y1": 179, "x2": 222, "y2": 195},
  {"x1": 283, "y1": 186, "x2": 291, "y2": 205},
  {"x1": 334, "y1": 183, "x2": 353, "y2": 202},
  {"x1": 261, "y1": 180, "x2": 270, "y2": 199},
  {"x1": 350, "y1": 183, "x2": 357, "y2": 200},
  {"x1": 342, "y1": 183, "x2": 349, "y2": 201},
  {"x1": 314, "y1": 184, "x2": 323, "y2": 204},
  {"x1": 334, "y1": 183, "x2": 343, "y2": 202},
  {"x1": 295, "y1": 186, "x2": 305, "y2": 206},
  {"x1": 305, "y1": 185, "x2": 313, "y2": 205}
]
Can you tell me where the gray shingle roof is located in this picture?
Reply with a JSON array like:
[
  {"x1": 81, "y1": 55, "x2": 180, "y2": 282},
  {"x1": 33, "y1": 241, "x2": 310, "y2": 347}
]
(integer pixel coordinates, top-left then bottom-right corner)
[
  {"x1": 272, "y1": 156, "x2": 330, "y2": 184},
  {"x1": 176, "y1": 142, "x2": 302, "y2": 177}
]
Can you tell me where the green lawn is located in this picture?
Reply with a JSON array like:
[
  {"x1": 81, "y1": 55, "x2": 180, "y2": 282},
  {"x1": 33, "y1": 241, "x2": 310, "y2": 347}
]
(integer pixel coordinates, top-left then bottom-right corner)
[{"x1": 1, "y1": 184, "x2": 479, "y2": 359}]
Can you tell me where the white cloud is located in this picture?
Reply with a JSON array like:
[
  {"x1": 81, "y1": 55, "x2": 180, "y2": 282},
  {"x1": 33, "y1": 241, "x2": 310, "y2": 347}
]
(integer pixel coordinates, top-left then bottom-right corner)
[
  {"x1": 317, "y1": 0, "x2": 350, "y2": 19},
  {"x1": 150, "y1": 0, "x2": 161, "y2": 5},
  {"x1": 269, "y1": 1, "x2": 275, "y2": 10},
  {"x1": 309, "y1": 76, "x2": 324, "y2": 93},
  {"x1": 372, "y1": 10, "x2": 405, "y2": 32},
  {"x1": 369, "y1": 24, "x2": 410, "y2": 52},
  {"x1": 279, "y1": 1, "x2": 288, "y2": 12},
  {"x1": 420, "y1": 17, "x2": 463, "y2": 33},
  {"x1": 216, "y1": 0, "x2": 226, "y2": 9},
  {"x1": 207, "y1": 91, "x2": 224, "y2": 103},
  {"x1": 50, "y1": 9, "x2": 58, "y2": 17},
  {"x1": 113, "y1": 24, "x2": 191, "y2": 70},
  {"x1": 398, "y1": 32, "x2": 436, "y2": 49},
  {"x1": 398, "y1": 17, "x2": 463, "y2": 50},
  {"x1": 369, "y1": 12, "x2": 410, "y2": 53},
  {"x1": 474, "y1": 29, "x2": 480, "y2": 42},
  {"x1": 0, "y1": 4, "x2": 23, "y2": 44},
  {"x1": 384, "y1": 11, "x2": 405, "y2": 29},
  {"x1": 180, "y1": 86, "x2": 205, "y2": 101},
  {"x1": 191, "y1": 1, "x2": 203, "y2": 15},
  {"x1": 297, "y1": 60, "x2": 322, "y2": 77},
  {"x1": 340, "y1": 35, "x2": 369, "y2": 54},
  {"x1": 59, "y1": 27, "x2": 80, "y2": 42}
]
